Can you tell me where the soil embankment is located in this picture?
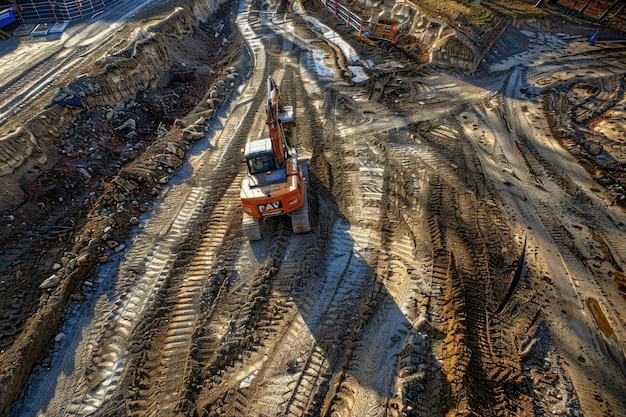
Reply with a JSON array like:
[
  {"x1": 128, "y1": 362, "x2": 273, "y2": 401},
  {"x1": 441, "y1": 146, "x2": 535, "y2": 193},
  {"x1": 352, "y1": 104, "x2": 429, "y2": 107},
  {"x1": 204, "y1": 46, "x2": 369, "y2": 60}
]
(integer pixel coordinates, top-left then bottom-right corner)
[{"x1": 0, "y1": 0, "x2": 238, "y2": 412}]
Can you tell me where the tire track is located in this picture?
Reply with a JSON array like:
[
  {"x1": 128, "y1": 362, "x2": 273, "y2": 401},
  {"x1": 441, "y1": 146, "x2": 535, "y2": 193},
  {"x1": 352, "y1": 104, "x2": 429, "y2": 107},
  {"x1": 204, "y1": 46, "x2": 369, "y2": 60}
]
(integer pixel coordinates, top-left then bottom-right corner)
[
  {"x1": 312, "y1": 217, "x2": 379, "y2": 417},
  {"x1": 189, "y1": 220, "x2": 292, "y2": 417},
  {"x1": 319, "y1": 128, "x2": 391, "y2": 416},
  {"x1": 416, "y1": 116, "x2": 528, "y2": 414},
  {"x1": 248, "y1": 217, "x2": 374, "y2": 417}
]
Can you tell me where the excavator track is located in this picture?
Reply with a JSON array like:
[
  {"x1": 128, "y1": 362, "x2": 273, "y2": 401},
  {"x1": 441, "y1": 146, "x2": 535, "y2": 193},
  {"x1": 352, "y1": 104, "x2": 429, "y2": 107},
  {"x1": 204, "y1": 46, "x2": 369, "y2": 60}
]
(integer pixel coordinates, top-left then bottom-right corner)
[
  {"x1": 242, "y1": 213, "x2": 263, "y2": 241},
  {"x1": 290, "y1": 161, "x2": 312, "y2": 234}
]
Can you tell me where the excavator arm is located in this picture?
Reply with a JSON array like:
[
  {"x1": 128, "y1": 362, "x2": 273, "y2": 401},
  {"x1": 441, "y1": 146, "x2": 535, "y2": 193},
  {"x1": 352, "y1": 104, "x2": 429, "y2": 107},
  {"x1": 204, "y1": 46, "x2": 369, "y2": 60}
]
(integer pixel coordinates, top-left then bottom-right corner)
[{"x1": 266, "y1": 76, "x2": 294, "y2": 164}]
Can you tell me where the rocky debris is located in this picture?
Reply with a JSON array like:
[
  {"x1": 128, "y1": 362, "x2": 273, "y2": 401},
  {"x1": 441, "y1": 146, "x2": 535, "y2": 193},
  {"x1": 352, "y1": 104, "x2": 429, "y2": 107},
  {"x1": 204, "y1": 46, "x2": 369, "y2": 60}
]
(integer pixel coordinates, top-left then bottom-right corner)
[
  {"x1": 114, "y1": 117, "x2": 137, "y2": 131},
  {"x1": 177, "y1": 65, "x2": 236, "y2": 140},
  {"x1": 67, "y1": 75, "x2": 101, "y2": 98},
  {"x1": 44, "y1": 75, "x2": 102, "y2": 109},
  {"x1": 38, "y1": 274, "x2": 61, "y2": 290},
  {"x1": 47, "y1": 86, "x2": 85, "y2": 109}
]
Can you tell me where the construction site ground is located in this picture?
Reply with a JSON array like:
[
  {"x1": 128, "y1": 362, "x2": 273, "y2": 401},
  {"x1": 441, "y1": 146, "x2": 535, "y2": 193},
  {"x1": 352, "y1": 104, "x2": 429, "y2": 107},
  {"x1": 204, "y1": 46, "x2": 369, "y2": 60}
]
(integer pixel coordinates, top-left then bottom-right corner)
[{"x1": 1, "y1": 0, "x2": 626, "y2": 416}]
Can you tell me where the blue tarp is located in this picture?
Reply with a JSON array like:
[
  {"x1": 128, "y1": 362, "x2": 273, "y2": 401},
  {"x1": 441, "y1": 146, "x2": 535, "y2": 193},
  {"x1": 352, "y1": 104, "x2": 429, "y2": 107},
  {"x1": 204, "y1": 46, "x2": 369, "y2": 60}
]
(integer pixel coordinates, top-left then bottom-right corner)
[
  {"x1": 53, "y1": 96, "x2": 83, "y2": 108},
  {"x1": 0, "y1": 8, "x2": 17, "y2": 29}
]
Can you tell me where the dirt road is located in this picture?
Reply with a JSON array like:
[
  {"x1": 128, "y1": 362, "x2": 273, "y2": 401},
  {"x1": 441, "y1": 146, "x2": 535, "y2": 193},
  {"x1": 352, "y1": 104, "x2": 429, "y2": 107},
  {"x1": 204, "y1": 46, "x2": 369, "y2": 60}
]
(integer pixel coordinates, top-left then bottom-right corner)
[{"x1": 2, "y1": 0, "x2": 626, "y2": 416}]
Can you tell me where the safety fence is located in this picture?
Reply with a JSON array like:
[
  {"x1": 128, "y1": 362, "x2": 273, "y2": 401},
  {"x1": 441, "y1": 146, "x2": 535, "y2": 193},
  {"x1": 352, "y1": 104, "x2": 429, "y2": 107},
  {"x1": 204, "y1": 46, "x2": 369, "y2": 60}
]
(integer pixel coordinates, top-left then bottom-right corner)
[
  {"x1": 319, "y1": 0, "x2": 396, "y2": 43},
  {"x1": 12, "y1": 0, "x2": 118, "y2": 24}
]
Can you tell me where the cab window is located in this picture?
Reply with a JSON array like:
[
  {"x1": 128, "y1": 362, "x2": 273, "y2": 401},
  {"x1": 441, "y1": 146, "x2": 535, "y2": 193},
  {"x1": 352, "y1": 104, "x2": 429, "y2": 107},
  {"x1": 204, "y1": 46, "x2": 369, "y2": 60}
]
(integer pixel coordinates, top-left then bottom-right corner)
[{"x1": 249, "y1": 155, "x2": 275, "y2": 173}]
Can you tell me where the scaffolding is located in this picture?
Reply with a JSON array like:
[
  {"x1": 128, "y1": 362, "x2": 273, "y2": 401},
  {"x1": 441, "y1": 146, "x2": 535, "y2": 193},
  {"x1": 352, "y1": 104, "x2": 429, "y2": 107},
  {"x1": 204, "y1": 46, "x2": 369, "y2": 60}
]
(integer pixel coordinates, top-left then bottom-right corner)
[{"x1": 13, "y1": 0, "x2": 118, "y2": 23}]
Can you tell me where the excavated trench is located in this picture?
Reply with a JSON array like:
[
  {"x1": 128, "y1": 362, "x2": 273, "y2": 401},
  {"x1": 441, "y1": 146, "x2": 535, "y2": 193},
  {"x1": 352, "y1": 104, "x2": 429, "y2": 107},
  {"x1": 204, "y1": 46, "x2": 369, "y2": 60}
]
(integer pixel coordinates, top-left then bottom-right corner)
[{"x1": 0, "y1": 0, "x2": 240, "y2": 412}]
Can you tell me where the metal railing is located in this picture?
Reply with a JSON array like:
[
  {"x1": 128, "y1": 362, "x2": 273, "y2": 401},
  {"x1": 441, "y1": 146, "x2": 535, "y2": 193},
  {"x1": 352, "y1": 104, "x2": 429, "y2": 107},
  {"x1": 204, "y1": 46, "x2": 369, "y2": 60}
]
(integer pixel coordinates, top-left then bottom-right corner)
[
  {"x1": 320, "y1": 0, "x2": 397, "y2": 43},
  {"x1": 13, "y1": 0, "x2": 118, "y2": 24}
]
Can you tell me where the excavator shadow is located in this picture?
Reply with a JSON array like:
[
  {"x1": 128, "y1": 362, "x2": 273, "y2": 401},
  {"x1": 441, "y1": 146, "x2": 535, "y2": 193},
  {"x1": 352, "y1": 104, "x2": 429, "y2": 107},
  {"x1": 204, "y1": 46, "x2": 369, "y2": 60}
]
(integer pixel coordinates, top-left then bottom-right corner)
[{"x1": 248, "y1": 199, "x2": 447, "y2": 413}]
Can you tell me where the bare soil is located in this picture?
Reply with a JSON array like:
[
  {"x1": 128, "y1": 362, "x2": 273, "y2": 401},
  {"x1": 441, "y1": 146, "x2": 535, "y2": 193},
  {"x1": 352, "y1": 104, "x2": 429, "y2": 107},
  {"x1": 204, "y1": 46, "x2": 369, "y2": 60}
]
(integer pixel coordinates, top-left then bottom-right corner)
[{"x1": 1, "y1": 0, "x2": 626, "y2": 416}]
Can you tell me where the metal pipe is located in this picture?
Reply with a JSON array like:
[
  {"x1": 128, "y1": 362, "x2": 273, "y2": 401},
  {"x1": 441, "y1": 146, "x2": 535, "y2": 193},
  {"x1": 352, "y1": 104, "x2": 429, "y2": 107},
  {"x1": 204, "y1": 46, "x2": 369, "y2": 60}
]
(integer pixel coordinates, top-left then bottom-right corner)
[
  {"x1": 48, "y1": 0, "x2": 58, "y2": 21},
  {"x1": 597, "y1": 0, "x2": 620, "y2": 23},
  {"x1": 576, "y1": 0, "x2": 593, "y2": 16}
]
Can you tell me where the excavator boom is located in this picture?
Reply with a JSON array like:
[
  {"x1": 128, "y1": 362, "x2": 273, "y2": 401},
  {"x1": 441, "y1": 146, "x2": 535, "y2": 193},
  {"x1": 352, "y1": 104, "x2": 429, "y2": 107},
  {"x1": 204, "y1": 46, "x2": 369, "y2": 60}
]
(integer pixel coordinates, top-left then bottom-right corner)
[{"x1": 266, "y1": 76, "x2": 295, "y2": 164}]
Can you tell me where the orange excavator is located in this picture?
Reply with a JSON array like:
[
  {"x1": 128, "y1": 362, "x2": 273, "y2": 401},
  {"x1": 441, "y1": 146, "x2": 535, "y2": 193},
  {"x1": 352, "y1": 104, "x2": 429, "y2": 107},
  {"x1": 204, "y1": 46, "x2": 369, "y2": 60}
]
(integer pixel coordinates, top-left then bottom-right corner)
[{"x1": 239, "y1": 76, "x2": 311, "y2": 240}]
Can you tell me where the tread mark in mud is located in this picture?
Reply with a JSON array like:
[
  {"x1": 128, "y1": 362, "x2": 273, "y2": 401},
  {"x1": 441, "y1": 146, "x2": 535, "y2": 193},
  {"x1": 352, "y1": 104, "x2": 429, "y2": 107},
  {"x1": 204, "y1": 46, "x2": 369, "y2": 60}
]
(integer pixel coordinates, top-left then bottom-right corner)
[
  {"x1": 140, "y1": 183, "x2": 243, "y2": 415},
  {"x1": 61, "y1": 187, "x2": 206, "y2": 416}
]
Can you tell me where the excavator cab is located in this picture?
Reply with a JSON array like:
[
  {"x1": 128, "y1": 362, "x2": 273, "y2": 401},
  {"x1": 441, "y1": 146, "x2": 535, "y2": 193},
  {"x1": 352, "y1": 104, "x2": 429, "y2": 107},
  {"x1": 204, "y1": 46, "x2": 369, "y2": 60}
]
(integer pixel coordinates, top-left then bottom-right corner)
[{"x1": 245, "y1": 138, "x2": 277, "y2": 175}]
